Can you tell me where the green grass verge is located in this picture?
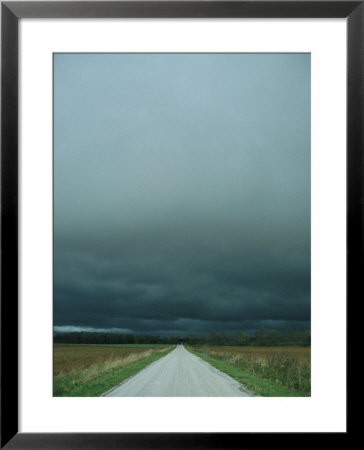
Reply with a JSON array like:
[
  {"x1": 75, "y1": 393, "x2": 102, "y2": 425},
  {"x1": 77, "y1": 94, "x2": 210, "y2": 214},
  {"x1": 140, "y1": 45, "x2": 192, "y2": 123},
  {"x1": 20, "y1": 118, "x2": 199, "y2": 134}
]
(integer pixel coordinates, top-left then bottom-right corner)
[
  {"x1": 186, "y1": 347, "x2": 303, "y2": 397},
  {"x1": 54, "y1": 347, "x2": 174, "y2": 397}
]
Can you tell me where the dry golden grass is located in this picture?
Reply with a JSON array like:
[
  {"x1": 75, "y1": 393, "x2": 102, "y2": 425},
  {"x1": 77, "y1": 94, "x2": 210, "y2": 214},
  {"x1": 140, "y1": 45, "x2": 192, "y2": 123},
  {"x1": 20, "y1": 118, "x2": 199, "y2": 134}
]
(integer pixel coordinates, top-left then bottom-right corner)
[
  {"x1": 195, "y1": 346, "x2": 310, "y2": 363},
  {"x1": 193, "y1": 345, "x2": 311, "y2": 395},
  {"x1": 54, "y1": 344, "x2": 169, "y2": 377}
]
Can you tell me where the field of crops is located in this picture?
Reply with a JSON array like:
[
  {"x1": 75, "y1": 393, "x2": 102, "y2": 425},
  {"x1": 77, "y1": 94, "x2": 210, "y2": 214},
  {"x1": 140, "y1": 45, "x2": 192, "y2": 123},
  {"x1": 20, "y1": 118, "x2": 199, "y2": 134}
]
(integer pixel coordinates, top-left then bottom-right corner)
[
  {"x1": 54, "y1": 344, "x2": 169, "y2": 376},
  {"x1": 53, "y1": 344, "x2": 172, "y2": 396},
  {"x1": 193, "y1": 345, "x2": 311, "y2": 396}
]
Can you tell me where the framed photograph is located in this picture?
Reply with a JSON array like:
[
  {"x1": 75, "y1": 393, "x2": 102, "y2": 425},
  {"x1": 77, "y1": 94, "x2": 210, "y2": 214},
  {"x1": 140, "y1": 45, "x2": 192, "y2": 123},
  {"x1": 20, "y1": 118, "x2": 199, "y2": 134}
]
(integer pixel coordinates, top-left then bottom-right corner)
[{"x1": 1, "y1": 1, "x2": 356, "y2": 448}]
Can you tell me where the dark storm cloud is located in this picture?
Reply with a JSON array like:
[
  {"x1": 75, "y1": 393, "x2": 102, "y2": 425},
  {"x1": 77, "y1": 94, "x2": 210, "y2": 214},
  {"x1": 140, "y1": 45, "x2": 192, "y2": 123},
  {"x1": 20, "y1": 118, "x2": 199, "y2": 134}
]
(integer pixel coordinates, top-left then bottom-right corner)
[{"x1": 54, "y1": 53, "x2": 310, "y2": 335}]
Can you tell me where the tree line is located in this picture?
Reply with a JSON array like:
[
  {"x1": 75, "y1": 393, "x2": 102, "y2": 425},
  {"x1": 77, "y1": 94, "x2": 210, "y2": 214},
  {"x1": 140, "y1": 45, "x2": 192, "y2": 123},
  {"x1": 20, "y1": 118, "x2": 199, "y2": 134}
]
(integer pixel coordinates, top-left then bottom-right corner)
[
  {"x1": 54, "y1": 327, "x2": 310, "y2": 347},
  {"x1": 184, "y1": 328, "x2": 310, "y2": 346},
  {"x1": 53, "y1": 332, "x2": 179, "y2": 345}
]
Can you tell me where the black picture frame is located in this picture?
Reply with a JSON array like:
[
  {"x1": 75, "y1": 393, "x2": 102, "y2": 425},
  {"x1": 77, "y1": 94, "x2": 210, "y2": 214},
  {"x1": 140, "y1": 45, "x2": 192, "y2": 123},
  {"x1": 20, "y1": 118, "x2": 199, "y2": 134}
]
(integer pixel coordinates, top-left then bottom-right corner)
[{"x1": 1, "y1": 1, "x2": 357, "y2": 448}]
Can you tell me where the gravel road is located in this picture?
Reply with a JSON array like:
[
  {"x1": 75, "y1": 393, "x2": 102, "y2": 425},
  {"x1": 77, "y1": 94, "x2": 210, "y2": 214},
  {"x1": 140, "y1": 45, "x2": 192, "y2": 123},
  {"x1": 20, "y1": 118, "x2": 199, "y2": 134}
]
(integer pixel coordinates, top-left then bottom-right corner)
[{"x1": 104, "y1": 345, "x2": 252, "y2": 397}]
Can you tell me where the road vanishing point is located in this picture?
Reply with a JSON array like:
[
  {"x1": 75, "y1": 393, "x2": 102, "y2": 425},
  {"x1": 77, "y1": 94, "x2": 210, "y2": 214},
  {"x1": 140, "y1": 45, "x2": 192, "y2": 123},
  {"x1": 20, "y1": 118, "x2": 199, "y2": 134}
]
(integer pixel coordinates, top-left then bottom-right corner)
[{"x1": 103, "y1": 345, "x2": 253, "y2": 397}]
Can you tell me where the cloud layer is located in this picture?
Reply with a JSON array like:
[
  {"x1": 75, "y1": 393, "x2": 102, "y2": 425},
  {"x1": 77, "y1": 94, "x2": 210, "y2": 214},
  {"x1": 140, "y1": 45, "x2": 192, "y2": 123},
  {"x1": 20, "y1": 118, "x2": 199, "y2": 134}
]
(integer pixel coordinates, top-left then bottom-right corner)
[{"x1": 54, "y1": 53, "x2": 310, "y2": 335}]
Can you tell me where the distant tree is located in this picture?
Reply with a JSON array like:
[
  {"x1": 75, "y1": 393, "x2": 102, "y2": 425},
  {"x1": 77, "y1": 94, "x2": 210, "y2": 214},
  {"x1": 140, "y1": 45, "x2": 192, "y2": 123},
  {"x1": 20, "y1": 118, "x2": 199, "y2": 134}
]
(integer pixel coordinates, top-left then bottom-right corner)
[
  {"x1": 184, "y1": 330, "x2": 199, "y2": 345},
  {"x1": 231, "y1": 330, "x2": 250, "y2": 346},
  {"x1": 255, "y1": 328, "x2": 279, "y2": 346}
]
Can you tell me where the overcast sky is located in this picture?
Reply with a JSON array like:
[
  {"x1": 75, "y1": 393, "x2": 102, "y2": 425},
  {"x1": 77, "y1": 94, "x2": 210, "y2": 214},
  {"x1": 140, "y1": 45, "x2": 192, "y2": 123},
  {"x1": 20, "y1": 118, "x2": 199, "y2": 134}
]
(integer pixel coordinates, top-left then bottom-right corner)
[{"x1": 54, "y1": 53, "x2": 310, "y2": 336}]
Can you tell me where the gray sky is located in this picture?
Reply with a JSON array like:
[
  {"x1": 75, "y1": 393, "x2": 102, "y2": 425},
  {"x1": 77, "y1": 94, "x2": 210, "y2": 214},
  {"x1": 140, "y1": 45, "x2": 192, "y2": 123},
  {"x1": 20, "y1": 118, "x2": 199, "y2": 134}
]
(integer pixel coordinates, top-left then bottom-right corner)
[{"x1": 54, "y1": 53, "x2": 310, "y2": 336}]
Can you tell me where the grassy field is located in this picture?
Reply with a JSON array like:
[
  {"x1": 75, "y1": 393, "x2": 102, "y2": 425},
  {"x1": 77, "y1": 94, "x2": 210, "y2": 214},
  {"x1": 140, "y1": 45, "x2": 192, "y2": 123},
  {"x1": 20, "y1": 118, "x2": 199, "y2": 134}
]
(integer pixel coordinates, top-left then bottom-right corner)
[
  {"x1": 188, "y1": 345, "x2": 310, "y2": 397},
  {"x1": 54, "y1": 344, "x2": 174, "y2": 396},
  {"x1": 55, "y1": 343, "x2": 170, "y2": 349}
]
